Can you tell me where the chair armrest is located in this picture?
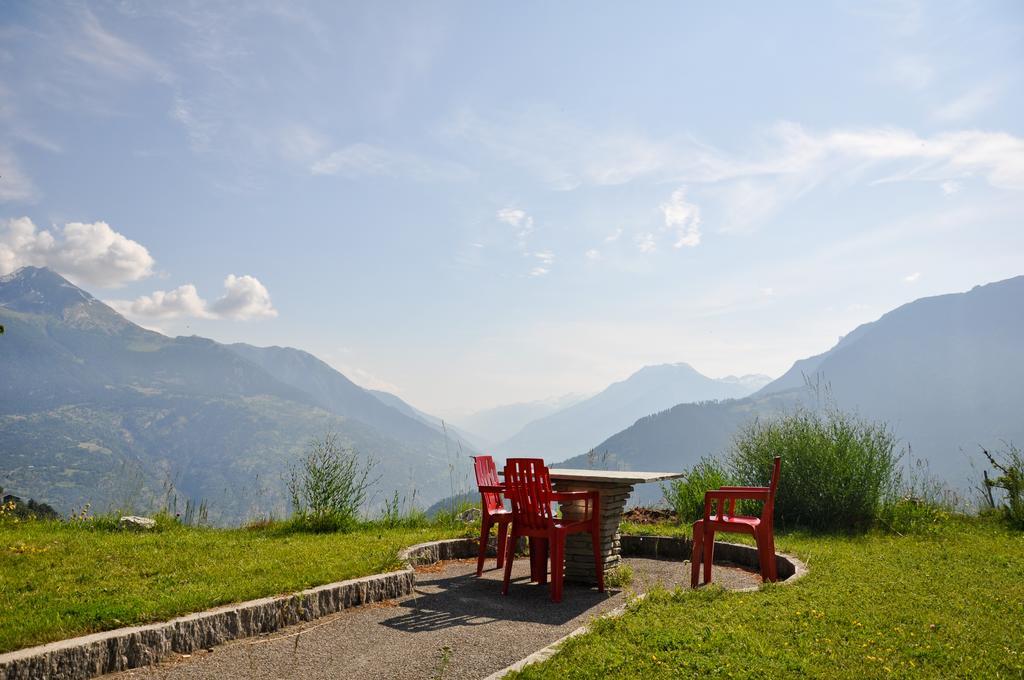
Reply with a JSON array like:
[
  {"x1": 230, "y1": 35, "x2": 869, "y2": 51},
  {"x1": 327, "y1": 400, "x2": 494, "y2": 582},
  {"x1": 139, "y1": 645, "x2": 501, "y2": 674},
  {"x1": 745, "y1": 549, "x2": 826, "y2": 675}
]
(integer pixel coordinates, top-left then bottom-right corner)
[
  {"x1": 704, "y1": 489, "x2": 770, "y2": 501},
  {"x1": 478, "y1": 484, "x2": 505, "y2": 494},
  {"x1": 718, "y1": 486, "x2": 770, "y2": 492}
]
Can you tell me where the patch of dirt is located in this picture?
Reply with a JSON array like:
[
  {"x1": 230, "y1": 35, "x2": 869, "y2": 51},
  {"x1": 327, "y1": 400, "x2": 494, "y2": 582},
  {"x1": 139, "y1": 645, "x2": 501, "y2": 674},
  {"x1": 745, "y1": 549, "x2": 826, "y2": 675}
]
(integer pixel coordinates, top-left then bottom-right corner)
[{"x1": 622, "y1": 507, "x2": 677, "y2": 524}]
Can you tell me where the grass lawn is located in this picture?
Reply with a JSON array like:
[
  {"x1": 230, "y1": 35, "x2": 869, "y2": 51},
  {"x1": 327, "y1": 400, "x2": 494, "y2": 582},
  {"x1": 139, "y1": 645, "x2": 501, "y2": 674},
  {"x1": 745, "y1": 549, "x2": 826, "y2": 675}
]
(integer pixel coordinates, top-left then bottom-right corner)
[
  {"x1": 0, "y1": 521, "x2": 469, "y2": 654},
  {"x1": 513, "y1": 517, "x2": 1024, "y2": 679}
]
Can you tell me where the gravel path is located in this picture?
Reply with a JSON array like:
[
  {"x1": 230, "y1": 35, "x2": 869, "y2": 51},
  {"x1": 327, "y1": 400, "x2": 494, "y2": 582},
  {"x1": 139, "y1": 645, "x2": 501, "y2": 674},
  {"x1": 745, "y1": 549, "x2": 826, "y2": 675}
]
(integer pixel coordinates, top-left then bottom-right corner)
[{"x1": 112, "y1": 557, "x2": 759, "y2": 680}]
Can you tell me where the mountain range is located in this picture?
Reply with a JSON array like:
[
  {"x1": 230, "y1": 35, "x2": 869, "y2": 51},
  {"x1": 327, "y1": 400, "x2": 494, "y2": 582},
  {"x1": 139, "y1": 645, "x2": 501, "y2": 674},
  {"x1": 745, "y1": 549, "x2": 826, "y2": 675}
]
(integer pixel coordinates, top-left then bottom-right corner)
[
  {"x1": 3, "y1": 266, "x2": 1021, "y2": 519},
  {"x1": 490, "y1": 364, "x2": 771, "y2": 460},
  {"x1": 561, "y1": 275, "x2": 1024, "y2": 503},
  {"x1": 450, "y1": 393, "x2": 588, "y2": 446},
  {"x1": 0, "y1": 267, "x2": 475, "y2": 522}
]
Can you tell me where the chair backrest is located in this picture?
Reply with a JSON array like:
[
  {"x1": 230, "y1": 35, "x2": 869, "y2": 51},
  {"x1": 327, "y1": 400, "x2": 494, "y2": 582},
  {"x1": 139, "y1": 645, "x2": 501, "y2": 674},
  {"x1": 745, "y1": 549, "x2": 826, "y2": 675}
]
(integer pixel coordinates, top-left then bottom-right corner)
[
  {"x1": 503, "y1": 458, "x2": 554, "y2": 530},
  {"x1": 472, "y1": 455, "x2": 504, "y2": 515},
  {"x1": 762, "y1": 456, "x2": 782, "y2": 524}
]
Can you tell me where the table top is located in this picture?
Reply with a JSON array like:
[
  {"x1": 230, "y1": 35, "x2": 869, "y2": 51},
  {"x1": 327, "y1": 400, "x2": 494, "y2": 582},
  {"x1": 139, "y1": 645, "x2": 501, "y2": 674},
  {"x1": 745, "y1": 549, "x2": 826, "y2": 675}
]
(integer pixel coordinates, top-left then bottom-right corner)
[{"x1": 547, "y1": 468, "x2": 684, "y2": 484}]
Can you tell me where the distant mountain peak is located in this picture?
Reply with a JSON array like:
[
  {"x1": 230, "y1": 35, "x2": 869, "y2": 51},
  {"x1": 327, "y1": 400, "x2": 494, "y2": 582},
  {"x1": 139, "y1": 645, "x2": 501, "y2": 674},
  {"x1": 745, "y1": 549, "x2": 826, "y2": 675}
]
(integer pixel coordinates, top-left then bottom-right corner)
[
  {"x1": 636, "y1": 362, "x2": 697, "y2": 373},
  {"x1": 0, "y1": 266, "x2": 93, "y2": 310},
  {"x1": 0, "y1": 266, "x2": 134, "y2": 334}
]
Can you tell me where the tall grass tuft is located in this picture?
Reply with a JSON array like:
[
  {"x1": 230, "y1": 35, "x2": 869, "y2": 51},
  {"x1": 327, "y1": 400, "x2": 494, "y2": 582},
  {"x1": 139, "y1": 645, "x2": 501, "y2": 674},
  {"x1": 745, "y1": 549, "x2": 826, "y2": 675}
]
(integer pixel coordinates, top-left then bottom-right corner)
[
  {"x1": 730, "y1": 406, "x2": 901, "y2": 531},
  {"x1": 285, "y1": 433, "x2": 378, "y2": 533},
  {"x1": 879, "y1": 456, "x2": 959, "y2": 535}
]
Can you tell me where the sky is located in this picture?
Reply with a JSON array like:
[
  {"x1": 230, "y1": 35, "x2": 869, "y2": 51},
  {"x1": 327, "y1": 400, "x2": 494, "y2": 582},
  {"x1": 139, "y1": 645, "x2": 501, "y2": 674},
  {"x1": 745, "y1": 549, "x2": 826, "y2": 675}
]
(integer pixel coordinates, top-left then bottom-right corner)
[{"x1": 1, "y1": 1, "x2": 1023, "y2": 415}]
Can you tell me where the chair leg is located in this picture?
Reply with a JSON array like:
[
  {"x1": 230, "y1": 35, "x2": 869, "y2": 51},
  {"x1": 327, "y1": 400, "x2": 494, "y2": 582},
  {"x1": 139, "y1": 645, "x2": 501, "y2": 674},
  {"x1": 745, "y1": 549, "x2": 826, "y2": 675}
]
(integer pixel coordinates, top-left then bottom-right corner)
[
  {"x1": 591, "y1": 528, "x2": 605, "y2": 592},
  {"x1": 703, "y1": 527, "x2": 715, "y2": 585},
  {"x1": 501, "y1": 531, "x2": 517, "y2": 596},
  {"x1": 690, "y1": 521, "x2": 703, "y2": 588},
  {"x1": 754, "y1": 530, "x2": 768, "y2": 582},
  {"x1": 495, "y1": 519, "x2": 509, "y2": 569},
  {"x1": 476, "y1": 516, "x2": 492, "y2": 577},
  {"x1": 758, "y1": 531, "x2": 777, "y2": 582},
  {"x1": 529, "y1": 538, "x2": 549, "y2": 584},
  {"x1": 550, "y1": 534, "x2": 564, "y2": 603}
]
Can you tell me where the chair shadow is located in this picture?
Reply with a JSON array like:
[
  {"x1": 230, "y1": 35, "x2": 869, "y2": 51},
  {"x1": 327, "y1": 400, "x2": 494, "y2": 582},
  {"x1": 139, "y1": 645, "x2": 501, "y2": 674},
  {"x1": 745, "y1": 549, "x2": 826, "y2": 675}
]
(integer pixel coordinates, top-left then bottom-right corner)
[{"x1": 380, "y1": 567, "x2": 615, "y2": 634}]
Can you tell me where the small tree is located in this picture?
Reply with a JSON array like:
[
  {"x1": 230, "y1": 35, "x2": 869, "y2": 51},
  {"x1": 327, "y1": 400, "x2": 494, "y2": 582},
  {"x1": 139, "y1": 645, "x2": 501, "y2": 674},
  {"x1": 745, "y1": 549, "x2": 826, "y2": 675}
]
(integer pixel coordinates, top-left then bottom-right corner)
[{"x1": 287, "y1": 433, "x2": 377, "y2": 532}]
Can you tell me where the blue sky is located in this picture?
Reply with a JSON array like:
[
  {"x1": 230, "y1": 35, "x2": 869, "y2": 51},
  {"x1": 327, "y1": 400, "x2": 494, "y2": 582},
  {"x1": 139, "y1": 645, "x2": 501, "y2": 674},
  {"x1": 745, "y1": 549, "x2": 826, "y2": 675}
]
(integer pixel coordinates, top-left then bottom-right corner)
[{"x1": 1, "y1": 1, "x2": 1023, "y2": 414}]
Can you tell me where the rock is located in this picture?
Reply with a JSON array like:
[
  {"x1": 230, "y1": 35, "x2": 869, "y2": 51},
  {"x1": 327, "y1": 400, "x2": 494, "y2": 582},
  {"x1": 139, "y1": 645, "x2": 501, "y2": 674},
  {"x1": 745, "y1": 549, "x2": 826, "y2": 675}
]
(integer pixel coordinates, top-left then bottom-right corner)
[
  {"x1": 119, "y1": 515, "x2": 157, "y2": 530},
  {"x1": 458, "y1": 507, "x2": 481, "y2": 523}
]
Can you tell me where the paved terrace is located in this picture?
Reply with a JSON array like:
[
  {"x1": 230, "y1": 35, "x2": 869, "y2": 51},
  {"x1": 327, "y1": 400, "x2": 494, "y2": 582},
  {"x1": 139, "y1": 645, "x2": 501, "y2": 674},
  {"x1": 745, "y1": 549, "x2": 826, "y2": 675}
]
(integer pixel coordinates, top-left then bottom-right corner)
[{"x1": 112, "y1": 556, "x2": 759, "y2": 680}]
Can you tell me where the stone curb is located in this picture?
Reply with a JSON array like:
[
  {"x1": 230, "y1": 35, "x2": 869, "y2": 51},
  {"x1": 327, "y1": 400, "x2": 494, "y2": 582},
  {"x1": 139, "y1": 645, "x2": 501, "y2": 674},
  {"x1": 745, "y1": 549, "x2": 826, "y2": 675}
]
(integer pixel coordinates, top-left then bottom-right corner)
[
  {"x1": 0, "y1": 536, "x2": 493, "y2": 680},
  {"x1": 483, "y1": 536, "x2": 809, "y2": 679}
]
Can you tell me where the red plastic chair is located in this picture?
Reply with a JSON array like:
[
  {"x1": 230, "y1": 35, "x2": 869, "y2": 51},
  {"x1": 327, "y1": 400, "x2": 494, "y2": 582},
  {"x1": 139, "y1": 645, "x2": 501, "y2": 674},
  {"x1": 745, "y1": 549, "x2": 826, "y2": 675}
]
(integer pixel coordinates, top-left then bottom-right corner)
[
  {"x1": 691, "y1": 456, "x2": 781, "y2": 587},
  {"x1": 501, "y1": 458, "x2": 604, "y2": 602},
  {"x1": 473, "y1": 455, "x2": 512, "y2": 577}
]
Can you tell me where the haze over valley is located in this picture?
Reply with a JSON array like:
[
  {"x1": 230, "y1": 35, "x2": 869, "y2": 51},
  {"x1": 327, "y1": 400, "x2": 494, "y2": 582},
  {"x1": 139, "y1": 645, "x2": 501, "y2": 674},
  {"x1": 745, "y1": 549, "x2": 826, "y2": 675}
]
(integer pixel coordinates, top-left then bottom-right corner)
[
  {"x1": 1, "y1": 2, "x2": 1022, "y2": 522},
  {"x1": 2, "y1": 266, "x2": 1021, "y2": 520}
]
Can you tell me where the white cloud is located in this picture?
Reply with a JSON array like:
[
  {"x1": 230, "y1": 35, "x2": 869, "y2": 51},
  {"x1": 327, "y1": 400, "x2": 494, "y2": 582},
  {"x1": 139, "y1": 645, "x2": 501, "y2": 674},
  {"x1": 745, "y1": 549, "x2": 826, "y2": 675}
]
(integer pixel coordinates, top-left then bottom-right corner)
[
  {"x1": 208, "y1": 274, "x2": 278, "y2": 319},
  {"x1": 497, "y1": 208, "x2": 527, "y2": 226},
  {"x1": 534, "y1": 250, "x2": 555, "y2": 265},
  {"x1": 111, "y1": 284, "x2": 208, "y2": 319},
  {"x1": 604, "y1": 227, "x2": 623, "y2": 242},
  {"x1": 67, "y1": 9, "x2": 171, "y2": 82},
  {"x1": 528, "y1": 250, "x2": 555, "y2": 277},
  {"x1": 941, "y1": 180, "x2": 961, "y2": 196},
  {"x1": 280, "y1": 124, "x2": 328, "y2": 163},
  {"x1": 0, "y1": 148, "x2": 37, "y2": 202},
  {"x1": 904, "y1": 272, "x2": 921, "y2": 283},
  {"x1": 450, "y1": 110, "x2": 1024, "y2": 233},
  {"x1": 760, "y1": 287, "x2": 775, "y2": 296},
  {"x1": 497, "y1": 207, "x2": 535, "y2": 251},
  {"x1": 0, "y1": 217, "x2": 154, "y2": 287},
  {"x1": 171, "y1": 96, "x2": 218, "y2": 153},
  {"x1": 447, "y1": 109, "x2": 672, "y2": 190},
  {"x1": 109, "y1": 274, "x2": 278, "y2": 321},
  {"x1": 635, "y1": 232, "x2": 656, "y2": 254},
  {"x1": 311, "y1": 143, "x2": 472, "y2": 182},
  {"x1": 932, "y1": 83, "x2": 1001, "y2": 123},
  {"x1": 585, "y1": 248, "x2": 601, "y2": 261},
  {"x1": 660, "y1": 187, "x2": 702, "y2": 247}
]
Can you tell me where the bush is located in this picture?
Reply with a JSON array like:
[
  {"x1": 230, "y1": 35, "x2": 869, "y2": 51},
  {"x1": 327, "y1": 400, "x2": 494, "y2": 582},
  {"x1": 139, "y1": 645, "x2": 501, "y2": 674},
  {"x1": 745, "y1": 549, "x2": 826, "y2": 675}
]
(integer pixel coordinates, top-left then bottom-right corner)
[
  {"x1": 980, "y1": 443, "x2": 1024, "y2": 529},
  {"x1": 661, "y1": 456, "x2": 733, "y2": 523},
  {"x1": 730, "y1": 407, "x2": 901, "y2": 532},
  {"x1": 286, "y1": 433, "x2": 377, "y2": 533}
]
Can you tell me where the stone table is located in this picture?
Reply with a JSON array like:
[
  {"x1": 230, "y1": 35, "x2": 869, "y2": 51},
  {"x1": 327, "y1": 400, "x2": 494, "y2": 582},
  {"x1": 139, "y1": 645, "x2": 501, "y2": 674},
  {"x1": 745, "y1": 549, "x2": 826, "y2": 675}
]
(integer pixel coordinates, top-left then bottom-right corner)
[{"x1": 548, "y1": 469, "x2": 684, "y2": 584}]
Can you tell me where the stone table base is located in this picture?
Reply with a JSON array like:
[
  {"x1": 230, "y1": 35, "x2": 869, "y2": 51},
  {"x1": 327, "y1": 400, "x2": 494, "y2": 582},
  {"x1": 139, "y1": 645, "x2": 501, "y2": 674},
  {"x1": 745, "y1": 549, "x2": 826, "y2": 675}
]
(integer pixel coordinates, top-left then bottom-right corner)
[{"x1": 552, "y1": 480, "x2": 635, "y2": 584}]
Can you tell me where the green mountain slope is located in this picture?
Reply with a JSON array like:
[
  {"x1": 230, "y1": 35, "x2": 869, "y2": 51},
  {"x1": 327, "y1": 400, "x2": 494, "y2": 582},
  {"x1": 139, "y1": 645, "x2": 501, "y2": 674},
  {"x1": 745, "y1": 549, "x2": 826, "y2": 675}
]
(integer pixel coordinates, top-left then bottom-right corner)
[
  {"x1": 562, "y1": 276, "x2": 1024, "y2": 500},
  {"x1": 0, "y1": 267, "x2": 467, "y2": 521}
]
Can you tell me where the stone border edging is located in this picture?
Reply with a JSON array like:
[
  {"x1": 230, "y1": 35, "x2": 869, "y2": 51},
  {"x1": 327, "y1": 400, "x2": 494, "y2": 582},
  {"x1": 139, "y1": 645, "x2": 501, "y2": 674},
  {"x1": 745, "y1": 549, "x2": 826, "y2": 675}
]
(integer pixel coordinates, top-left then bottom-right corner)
[
  {"x1": 0, "y1": 536, "x2": 494, "y2": 680},
  {"x1": 483, "y1": 535, "x2": 808, "y2": 679},
  {"x1": 619, "y1": 534, "x2": 809, "y2": 588}
]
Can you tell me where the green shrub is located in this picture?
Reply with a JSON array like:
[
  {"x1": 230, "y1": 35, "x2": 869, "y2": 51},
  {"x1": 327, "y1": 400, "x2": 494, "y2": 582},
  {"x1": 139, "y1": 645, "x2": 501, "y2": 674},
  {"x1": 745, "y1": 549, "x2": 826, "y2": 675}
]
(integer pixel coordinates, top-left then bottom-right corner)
[
  {"x1": 285, "y1": 433, "x2": 377, "y2": 533},
  {"x1": 730, "y1": 407, "x2": 901, "y2": 531},
  {"x1": 980, "y1": 443, "x2": 1024, "y2": 529},
  {"x1": 661, "y1": 456, "x2": 733, "y2": 523}
]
